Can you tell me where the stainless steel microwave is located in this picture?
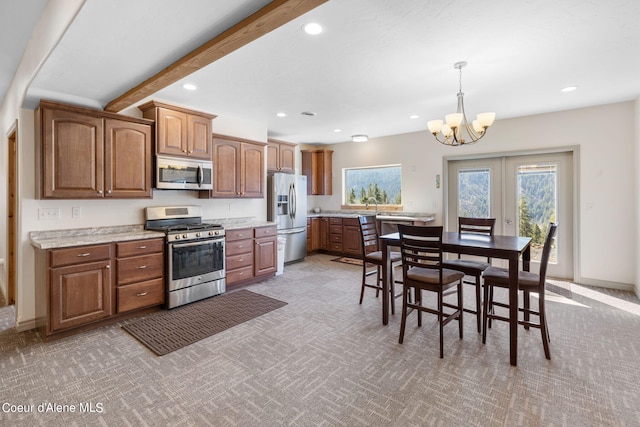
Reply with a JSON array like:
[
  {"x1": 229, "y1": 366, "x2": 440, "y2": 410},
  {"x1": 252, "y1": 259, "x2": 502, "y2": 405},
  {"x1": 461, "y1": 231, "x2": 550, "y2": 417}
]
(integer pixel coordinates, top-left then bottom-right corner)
[{"x1": 156, "y1": 155, "x2": 213, "y2": 190}]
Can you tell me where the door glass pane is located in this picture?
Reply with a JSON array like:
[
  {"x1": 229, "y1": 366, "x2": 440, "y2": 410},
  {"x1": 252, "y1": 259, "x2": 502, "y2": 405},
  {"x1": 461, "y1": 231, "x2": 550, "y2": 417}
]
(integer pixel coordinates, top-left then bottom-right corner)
[
  {"x1": 517, "y1": 164, "x2": 557, "y2": 263},
  {"x1": 458, "y1": 168, "x2": 490, "y2": 217}
]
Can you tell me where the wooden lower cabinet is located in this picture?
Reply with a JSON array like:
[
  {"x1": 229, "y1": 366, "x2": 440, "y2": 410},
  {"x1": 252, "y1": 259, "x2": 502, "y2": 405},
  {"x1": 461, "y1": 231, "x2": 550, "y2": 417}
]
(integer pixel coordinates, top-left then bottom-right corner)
[
  {"x1": 225, "y1": 225, "x2": 277, "y2": 287},
  {"x1": 50, "y1": 258, "x2": 113, "y2": 332},
  {"x1": 306, "y1": 216, "x2": 363, "y2": 259},
  {"x1": 39, "y1": 238, "x2": 164, "y2": 337}
]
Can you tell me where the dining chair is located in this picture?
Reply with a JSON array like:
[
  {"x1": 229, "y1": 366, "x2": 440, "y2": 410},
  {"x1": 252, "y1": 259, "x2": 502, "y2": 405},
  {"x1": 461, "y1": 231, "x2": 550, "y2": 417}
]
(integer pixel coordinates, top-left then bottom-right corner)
[
  {"x1": 358, "y1": 215, "x2": 402, "y2": 313},
  {"x1": 397, "y1": 224, "x2": 465, "y2": 358},
  {"x1": 442, "y1": 217, "x2": 496, "y2": 333},
  {"x1": 482, "y1": 223, "x2": 558, "y2": 359}
]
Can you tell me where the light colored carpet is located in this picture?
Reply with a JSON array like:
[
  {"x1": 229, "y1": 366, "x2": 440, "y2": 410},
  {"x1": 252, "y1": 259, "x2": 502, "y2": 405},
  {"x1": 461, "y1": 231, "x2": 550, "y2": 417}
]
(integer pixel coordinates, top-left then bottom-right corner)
[{"x1": 0, "y1": 253, "x2": 639, "y2": 426}]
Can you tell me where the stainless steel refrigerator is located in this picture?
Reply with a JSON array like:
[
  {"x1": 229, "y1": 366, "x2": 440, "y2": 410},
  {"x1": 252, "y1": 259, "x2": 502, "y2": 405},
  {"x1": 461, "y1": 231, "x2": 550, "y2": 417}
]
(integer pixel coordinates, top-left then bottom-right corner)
[{"x1": 267, "y1": 173, "x2": 307, "y2": 264}]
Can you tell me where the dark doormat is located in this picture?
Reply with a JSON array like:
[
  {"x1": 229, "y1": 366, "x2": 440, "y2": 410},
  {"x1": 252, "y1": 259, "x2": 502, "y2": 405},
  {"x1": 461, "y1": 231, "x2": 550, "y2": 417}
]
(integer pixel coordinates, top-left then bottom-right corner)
[{"x1": 122, "y1": 290, "x2": 287, "y2": 356}]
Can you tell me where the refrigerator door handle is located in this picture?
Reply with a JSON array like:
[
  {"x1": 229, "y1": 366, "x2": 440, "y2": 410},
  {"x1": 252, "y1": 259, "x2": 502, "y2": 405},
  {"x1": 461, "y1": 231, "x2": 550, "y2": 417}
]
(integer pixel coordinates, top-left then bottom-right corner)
[{"x1": 291, "y1": 182, "x2": 297, "y2": 218}]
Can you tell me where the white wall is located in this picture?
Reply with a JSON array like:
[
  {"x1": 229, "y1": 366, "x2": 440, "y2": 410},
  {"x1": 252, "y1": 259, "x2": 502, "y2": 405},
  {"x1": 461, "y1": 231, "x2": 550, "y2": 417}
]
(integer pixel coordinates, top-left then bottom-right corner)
[
  {"x1": 635, "y1": 96, "x2": 640, "y2": 297},
  {"x1": 311, "y1": 101, "x2": 637, "y2": 290}
]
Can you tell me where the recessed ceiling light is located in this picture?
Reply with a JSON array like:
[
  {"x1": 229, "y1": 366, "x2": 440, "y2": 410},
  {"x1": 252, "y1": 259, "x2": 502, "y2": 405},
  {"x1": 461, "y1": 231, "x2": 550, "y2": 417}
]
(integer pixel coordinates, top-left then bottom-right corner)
[
  {"x1": 182, "y1": 83, "x2": 197, "y2": 91},
  {"x1": 409, "y1": 115, "x2": 420, "y2": 119},
  {"x1": 352, "y1": 135, "x2": 368, "y2": 142},
  {"x1": 276, "y1": 112, "x2": 287, "y2": 117},
  {"x1": 333, "y1": 129, "x2": 342, "y2": 133},
  {"x1": 301, "y1": 111, "x2": 316, "y2": 117},
  {"x1": 302, "y1": 22, "x2": 323, "y2": 35},
  {"x1": 561, "y1": 86, "x2": 578, "y2": 92}
]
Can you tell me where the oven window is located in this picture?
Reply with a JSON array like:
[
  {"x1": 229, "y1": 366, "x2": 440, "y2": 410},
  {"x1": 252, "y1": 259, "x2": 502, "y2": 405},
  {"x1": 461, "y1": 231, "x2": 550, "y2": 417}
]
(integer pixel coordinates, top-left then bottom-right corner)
[{"x1": 172, "y1": 241, "x2": 224, "y2": 280}]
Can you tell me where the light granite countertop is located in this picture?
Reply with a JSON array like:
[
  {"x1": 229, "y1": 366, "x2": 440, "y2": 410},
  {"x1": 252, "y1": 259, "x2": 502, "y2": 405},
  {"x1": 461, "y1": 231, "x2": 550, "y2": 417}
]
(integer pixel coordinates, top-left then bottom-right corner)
[
  {"x1": 29, "y1": 218, "x2": 277, "y2": 250},
  {"x1": 307, "y1": 210, "x2": 436, "y2": 221}
]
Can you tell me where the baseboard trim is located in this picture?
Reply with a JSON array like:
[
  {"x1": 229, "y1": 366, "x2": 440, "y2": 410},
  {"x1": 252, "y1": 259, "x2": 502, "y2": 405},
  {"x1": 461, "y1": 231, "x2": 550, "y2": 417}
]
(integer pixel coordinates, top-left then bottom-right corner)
[{"x1": 15, "y1": 318, "x2": 38, "y2": 332}]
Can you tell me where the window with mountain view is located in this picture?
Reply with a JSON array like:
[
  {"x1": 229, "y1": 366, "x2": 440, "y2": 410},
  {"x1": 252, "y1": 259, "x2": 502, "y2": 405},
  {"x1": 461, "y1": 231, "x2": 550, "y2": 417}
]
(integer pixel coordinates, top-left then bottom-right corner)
[
  {"x1": 344, "y1": 165, "x2": 401, "y2": 206},
  {"x1": 458, "y1": 168, "x2": 491, "y2": 217}
]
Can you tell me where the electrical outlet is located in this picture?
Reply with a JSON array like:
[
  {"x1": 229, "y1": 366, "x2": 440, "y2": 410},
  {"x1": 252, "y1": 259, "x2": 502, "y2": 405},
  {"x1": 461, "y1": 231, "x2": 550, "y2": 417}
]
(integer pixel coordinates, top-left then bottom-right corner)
[
  {"x1": 38, "y1": 208, "x2": 60, "y2": 220},
  {"x1": 72, "y1": 207, "x2": 82, "y2": 218}
]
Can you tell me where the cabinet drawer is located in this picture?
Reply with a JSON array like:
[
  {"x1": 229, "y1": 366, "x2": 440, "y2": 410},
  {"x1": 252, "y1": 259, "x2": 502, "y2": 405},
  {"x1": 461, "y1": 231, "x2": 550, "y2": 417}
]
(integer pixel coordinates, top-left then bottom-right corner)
[
  {"x1": 225, "y1": 228, "x2": 252, "y2": 242},
  {"x1": 329, "y1": 218, "x2": 343, "y2": 225},
  {"x1": 117, "y1": 278, "x2": 164, "y2": 313},
  {"x1": 50, "y1": 244, "x2": 111, "y2": 267},
  {"x1": 343, "y1": 218, "x2": 359, "y2": 226},
  {"x1": 329, "y1": 225, "x2": 342, "y2": 234},
  {"x1": 226, "y1": 240, "x2": 253, "y2": 256},
  {"x1": 254, "y1": 225, "x2": 277, "y2": 238},
  {"x1": 226, "y1": 252, "x2": 253, "y2": 270},
  {"x1": 330, "y1": 243, "x2": 343, "y2": 252},
  {"x1": 226, "y1": 265, "x2": 253, "y2": 284},
  {"x1": 117, "y1": 238, "x2": 163, "y2": 258},
  {"x1": 117, "y1": 253, "x2": 163, "y2": 285},
  {"x1": 330, "y1": 234, "x2": 342, "y2": 243}
]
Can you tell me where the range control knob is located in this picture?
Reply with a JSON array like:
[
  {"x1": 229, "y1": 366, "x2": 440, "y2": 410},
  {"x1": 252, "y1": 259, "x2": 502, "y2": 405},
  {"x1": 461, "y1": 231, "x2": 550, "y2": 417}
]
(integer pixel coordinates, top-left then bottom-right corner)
[
  {"x1": 208, "y1": 231, "x2": 215, "y2": 236},
  {"x1": 174, "y1": 235, "x2": 181, "y2": 240},
  {"x1": 182, "y1": 234, "x2": 188, "y2": 239},
  {"x1": 195, "y1": 232, "x2": 201, "y2": 237}
]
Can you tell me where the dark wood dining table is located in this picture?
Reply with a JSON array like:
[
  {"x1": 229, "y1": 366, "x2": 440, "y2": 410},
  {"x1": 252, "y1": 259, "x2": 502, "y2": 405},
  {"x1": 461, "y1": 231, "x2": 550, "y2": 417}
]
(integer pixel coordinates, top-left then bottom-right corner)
[{"x1": 380, "y1": 231, "x2": 532, "y2": 366}]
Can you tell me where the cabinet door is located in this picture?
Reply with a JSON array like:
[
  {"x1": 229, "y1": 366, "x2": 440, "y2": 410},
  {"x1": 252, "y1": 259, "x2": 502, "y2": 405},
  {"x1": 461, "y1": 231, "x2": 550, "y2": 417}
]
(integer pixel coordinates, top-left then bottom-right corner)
[
  {"x1": 279, "y1": 144, "x2": 296, "y2": 174},
  {"x1": 266, "y1": 142, "x2": 279, "y2": 172},
  {"x1": 157, "y1": 107, "x2": 188, "y2": 156},
  {"x1": 187, "y1": 114, "x2": 212, "y2": 159},
  {"x1": 211, "y1": 139, "x2": 240, "y2": 197},
  {"x1": 42, "y1": 108, "x2": 104, "y2": 198},
  {"x1": 319, "y1": 218, "x2": 330, "y2": 250},
  {"x1": 254, "y1": 237, "x2": 277, "y2": 276},
  {"x1": 50, "y1": 260, "x2": 112, "y2": 332},
  {"x1": 240, "y1": 143, "x2": 264, "y2": 198},
  {"x1": 310, "y1": 218, "x2": 321, "y2": 251},
  {"x1": 104, "y1": 119, "x2": 152, "y2": 198},
  {"x1": 343, "y1": 225, "x2": 363, "y2": 257}
]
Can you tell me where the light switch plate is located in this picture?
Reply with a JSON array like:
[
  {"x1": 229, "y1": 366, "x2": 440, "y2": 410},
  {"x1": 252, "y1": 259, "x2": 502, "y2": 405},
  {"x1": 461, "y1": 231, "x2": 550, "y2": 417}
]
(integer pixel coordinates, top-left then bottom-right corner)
[
  {"x1": 38, "y1": 208, "x2": 60, "y2": 220},
  {"x1": 72, "y1": 207, "x2": 82, "y2": 218}
]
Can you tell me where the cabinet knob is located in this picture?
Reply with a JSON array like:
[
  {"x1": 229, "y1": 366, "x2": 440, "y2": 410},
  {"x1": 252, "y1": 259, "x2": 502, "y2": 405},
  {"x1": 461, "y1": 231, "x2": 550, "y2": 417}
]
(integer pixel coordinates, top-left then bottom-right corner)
[
  {"x1": 107, "y1": 190, "x2": 112, "y2": 194},
  {"x1": 188, "y1": 150, "x2": 193, "y2": 154},
  {"x1": 106, "y1": 265, "x2": 111, "y2": 269},
  {"x1": 98, "y1": 190, "x2": 103, "y2": 194},
  {"x1": 182, "y1": 149, "x2": 187, "y2": 153}
]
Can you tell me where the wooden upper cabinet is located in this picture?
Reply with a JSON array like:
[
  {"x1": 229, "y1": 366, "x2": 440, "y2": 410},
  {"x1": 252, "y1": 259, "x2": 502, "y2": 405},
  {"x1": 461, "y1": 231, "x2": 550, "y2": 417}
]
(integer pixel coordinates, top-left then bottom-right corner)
[
  {"x1": 267, "y1": 139, "x2": 296, "y2": 174},
  {"x1": 37, "y1": 101, "x2": 153, "y2": 199},
  {"x1": 301, "y1": 149, "x2": 333, "y2": 195},
  {"x1": 104, "y1": 119, "x2": 152, "y2": 198},
  {"x1": 202, "y1": 133, "x2": 265, "y2": 199},
  {"x1": 138, "y1": 101, "x2": 216, "y2": 160}
]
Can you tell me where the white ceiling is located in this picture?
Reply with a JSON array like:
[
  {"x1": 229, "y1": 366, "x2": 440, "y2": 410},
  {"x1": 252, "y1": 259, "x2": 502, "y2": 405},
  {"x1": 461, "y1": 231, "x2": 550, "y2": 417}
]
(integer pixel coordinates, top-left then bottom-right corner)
[{"x1": 5, "y1": 0, "x2": 640, "y2": 144}]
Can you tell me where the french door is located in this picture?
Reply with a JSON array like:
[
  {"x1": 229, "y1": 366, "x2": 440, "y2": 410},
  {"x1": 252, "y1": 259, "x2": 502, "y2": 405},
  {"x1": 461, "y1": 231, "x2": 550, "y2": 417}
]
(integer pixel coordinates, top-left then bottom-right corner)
[{"x1": 447, "y1": 152, "x2": 573, "y2": 279}]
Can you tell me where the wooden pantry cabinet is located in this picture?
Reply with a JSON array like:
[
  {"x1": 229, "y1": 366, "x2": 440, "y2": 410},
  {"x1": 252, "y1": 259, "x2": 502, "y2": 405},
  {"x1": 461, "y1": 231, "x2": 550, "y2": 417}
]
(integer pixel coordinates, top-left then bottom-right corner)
[
  {"x1": 138, "y1": 101, "x2": 216, "y2": 160},
  {"x1": 200, "y1": 134, "x2": 265, "y2": 199},
  {"x1": 36, "y1": 101, "x2": 153, "y2": 199},
  {"x1": 35, "y1": 237, "x2": 165, "y2": 337},
  {"x1": 267, "y1": 138, "x2": 296, "y2": 173}
]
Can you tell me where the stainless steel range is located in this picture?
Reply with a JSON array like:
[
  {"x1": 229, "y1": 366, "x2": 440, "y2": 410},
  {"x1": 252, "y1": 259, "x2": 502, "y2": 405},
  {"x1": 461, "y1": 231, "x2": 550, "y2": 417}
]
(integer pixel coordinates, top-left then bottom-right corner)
[{"x1": 145, "y1": 205, "x2": 225, "y2": 308}]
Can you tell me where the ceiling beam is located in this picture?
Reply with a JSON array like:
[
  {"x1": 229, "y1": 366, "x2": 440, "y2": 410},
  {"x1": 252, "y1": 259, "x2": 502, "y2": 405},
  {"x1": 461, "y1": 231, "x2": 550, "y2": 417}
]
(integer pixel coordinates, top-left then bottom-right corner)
[{"x1": 104, "y1": 0, "x2": 328, "y2": 112}]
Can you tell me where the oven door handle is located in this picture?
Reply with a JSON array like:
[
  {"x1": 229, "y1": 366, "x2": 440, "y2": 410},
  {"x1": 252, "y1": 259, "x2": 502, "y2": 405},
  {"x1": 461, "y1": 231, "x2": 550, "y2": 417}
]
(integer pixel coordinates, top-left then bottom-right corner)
[{"x1": 171, "y1": 240, "x2": 222, "y2": 249}]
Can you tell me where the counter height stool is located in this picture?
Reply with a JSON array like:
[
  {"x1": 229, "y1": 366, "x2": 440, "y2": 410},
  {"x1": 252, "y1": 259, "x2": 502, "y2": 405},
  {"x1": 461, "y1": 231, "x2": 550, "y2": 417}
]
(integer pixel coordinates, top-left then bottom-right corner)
[
  {"x1": 442, "y1": 217, "x2": 496, "y2": 333},
  {"x1": 398, "y1": 225, "x2": 465, "y2": 358},
  {"x1": 358, "y1": 215, "x2": 402, "y2": 314},
  {"x1": 482, "y1": 223, "x2": 558, "y2": 359}
]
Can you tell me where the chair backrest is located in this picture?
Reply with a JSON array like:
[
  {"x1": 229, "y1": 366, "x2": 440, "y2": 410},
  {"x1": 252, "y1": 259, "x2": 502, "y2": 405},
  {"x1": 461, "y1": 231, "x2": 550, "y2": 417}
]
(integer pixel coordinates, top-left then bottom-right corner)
[
  {"x1": 537, "y1": 223, "x2": 558, "y2": 290},
  {"x1": 458, "y1": 217, "x2": 496, "y2": 235},
  {"x1": 398, "y1": 225, "x2": 444, "y2": 279},
  {"x1": 457, "y1": 217, "x2": 496, "y2": 260},
  {"x1": 359, "y1": 215, "x2": 379, "y2": 255}
]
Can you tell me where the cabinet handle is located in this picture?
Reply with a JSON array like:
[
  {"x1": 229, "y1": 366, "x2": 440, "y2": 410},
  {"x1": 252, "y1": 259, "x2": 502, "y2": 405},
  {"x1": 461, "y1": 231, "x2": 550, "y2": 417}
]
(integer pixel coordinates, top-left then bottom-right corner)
[
  {"x1": 182, "y1": 149, "x2": 187, "y2": 153},
  {"x1": 138, "y1": 245, "x2": 147, "y2": 249},
  {"x1": 107, "y1": 190, "x2": 112, "y2": 194},
  {"x1": 77, "y1": 253, "x2": 91, "y2": 257},
  {"x1": 98, "y1": 190, "x2": 103, "y2": 194},
  {"x1": 188, "y1": 150, "x2": 193, "y2": 154},
  {"x1": 136, "y1": 292, "x2": 148, "y2": 297},
  {"x1": 106, "y1": 265, "x2": 111, "y2": 269},
  {"x1": 137, "y1": 265, "x2": 147, "y2": 269}
]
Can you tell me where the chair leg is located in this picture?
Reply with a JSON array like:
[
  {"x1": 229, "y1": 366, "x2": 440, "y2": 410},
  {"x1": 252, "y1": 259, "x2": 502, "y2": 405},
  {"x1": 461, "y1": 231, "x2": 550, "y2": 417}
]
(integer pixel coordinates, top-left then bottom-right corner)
[
  {"x1": 416, "y1": 289, "x2": 422, "y2": 327},
  {"x1": 438, "y1": 291, "x2": 444, "y2": 358},
  {"x1": 539, "y1": 295, "x2": 551, "y2": 360},
  {"x1": 399, "y1": 286, "x2": 409, "y2": 344},
  {"x1": 523, "y1": 289, "x2": 530, "y2": 330},
  {"x1": 488, "y1": 285, "x2": 494, "y2": 329},
  {"x1": 482, "y1": 282, "x2": 490, "y2": 344},
  {"x1": 375, "y1": 266, "x2": 381, "y2": 298},
  {"x1": 458, "y1": 279, "x2": 464, "y2": 339},
  {"x1": 359, "y1": 264, "x2": 366, "y2": 304},
  {"x1": 390, "y1": 268, "x2": 395, "y2": 315},
  {"x1": 475, "y1": 275, "x2": 482, "y2": 333}
]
